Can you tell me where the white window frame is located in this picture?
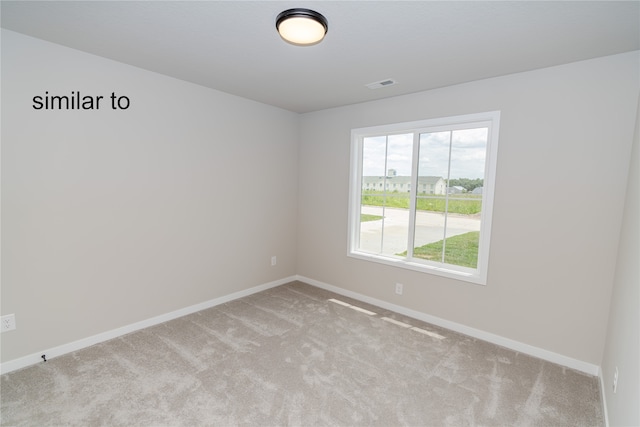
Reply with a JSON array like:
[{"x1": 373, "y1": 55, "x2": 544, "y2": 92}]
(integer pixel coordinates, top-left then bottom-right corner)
[{"x1": 347, "y1": 111, "x2": 500, "y2": 285}]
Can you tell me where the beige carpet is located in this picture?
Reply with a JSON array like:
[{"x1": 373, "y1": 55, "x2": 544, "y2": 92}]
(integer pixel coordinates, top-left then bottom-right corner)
[{"x1": 1, "y1": 281, "x2": 603, "y2": 426}]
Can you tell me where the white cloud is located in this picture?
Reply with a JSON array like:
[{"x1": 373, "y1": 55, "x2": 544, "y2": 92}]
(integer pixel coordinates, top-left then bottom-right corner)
[{"x1": 362, "y1": 128, "x2": 487, "y2": 179}]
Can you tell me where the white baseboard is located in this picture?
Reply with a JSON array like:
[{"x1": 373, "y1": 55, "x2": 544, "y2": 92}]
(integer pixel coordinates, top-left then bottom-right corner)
[
  {"x1": 599, "y1": 369, "x2": 610, "y2": 427},
  {"x1": 0, "y1": 276, "x2": 296, "y2": 375},
  {"x1": 2, "y1": 274, "x2": 601, "y2": 378},
  {"x1": 296, "y1": 275, "x2": 600, "y2": 376}
]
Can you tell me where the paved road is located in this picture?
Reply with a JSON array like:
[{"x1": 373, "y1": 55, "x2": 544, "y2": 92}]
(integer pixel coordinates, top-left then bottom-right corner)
[{"x1": 359, "y1": 206, "x2": 480, "y2": 255}]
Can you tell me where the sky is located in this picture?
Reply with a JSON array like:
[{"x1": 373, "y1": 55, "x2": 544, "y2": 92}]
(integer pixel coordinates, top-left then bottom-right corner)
[{"x1": 362, "y1": 127, "x2": 488, "y2": 180}]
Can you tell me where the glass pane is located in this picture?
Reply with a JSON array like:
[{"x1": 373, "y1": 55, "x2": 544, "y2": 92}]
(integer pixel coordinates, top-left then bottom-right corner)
[
  {"x1": 413, "y1": 204, "x2": 446, "y2": 261},
  {"x1": 386, "y1": 134, "x2": 413, "y2": 177},
  {"x1": 381, "y1": 134, "x2": 412, "y2": 256},
  {"x1": 418, "y1": 131, "x2": 451, "y2": 179},
  {"x1": 443, "y1": 128, "x2": 487, "y2": 268},
  {"x1": 362, "y1": 136, "x2": 386, "y2": 177},
  {"x1": 412, "y1": 128, "x2": 487, "y2": 268},
  {"x1": 449, "y1": 128, "x2": 487, "y2": 182},
  {"x1": 360, "y1": 137, "x2": 387, "y2": 253},
  {"x1": 359, "y1": 134, "x2": 412, "y2": 256},
  {"x1": 379, "y1": 194, "x2": 410, "y2": 256},
  {"x1": 413, "y1": 131, "x2": 450, "y2": 262},
  {"x1": 359, "y1": 204, "x2": 384, "y2": 253}
]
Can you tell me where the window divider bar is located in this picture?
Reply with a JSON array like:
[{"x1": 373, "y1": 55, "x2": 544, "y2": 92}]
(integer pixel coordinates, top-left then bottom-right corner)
[
  {"x1": 407, "y1": 132, "x2": 420, "y2": 259},
  {"x1": 441, "y1": 131, "x2": 453, "y2": 263},
  {"x1": 380, "y1": 135, "x2": 389, "y2": 254}
]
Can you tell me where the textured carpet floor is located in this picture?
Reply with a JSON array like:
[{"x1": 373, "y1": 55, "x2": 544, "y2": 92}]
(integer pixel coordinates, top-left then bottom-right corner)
[{"x1": 1, "y1": 281, "x2": 603, "y2": 426}]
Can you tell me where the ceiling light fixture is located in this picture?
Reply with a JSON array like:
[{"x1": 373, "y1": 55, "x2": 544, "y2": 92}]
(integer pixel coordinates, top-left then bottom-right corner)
[{"x1": 276, "y1": 8, "x2": 328, "y2": 46}]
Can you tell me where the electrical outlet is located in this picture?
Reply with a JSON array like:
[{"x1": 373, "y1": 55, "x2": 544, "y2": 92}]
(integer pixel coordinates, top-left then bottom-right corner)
[
  {"x1": 1, "y1": 314, "x2": 16, "y2": 332},
  {"x1": 271, "y1": 256, "x2": 277, "y2": 266},
  {"x1": 395, "y1": 283, "x2": 403, "y2": 295},
  {"x1": 613, "y1": 367, "x2": 619, "y2": 394}
]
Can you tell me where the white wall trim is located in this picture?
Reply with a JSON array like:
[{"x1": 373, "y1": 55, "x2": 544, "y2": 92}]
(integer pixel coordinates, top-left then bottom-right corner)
[
  {"x1": 296, "y1": 275, "x2": 600, "y2": 376},
  {"x1": 2, "y1": 274, "x2": 601, "y2": 378},
  {"x1": 0, "y1": 276, "x2": 296, "y2": 375},
  {"x1": 599, "y1": 369, "x2": 611, "y2": 427}
]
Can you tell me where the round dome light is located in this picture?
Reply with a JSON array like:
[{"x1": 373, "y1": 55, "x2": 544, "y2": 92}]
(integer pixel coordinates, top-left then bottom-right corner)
[{"x1": 276, "y1": 8, "x2": 328, "y2": 46}]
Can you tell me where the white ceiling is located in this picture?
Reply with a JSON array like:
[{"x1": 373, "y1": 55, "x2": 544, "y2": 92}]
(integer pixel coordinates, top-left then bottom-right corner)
[{"x1": 2, "y1": 1, "x2": 639, "y2": 113}]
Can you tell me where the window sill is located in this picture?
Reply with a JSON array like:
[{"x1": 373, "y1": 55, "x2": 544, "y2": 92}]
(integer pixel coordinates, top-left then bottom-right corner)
[{"x1": 347, "y1": 251, "x2": 487, "y2": 286}]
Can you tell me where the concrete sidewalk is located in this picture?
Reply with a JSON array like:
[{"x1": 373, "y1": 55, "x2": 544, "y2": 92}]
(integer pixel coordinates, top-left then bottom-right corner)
[{"x1": 359, "y1": 206, "x2": 480, "y2": 255}]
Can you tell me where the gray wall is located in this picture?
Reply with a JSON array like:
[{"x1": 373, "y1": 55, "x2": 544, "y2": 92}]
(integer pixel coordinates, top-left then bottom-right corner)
[
  {"x1": 297, "y1": 52, "x2": 638, "y2": 367},
  {"x1": 1, "y1": 30, "x2": 299, "y2": 362},
  {"x1": 601, "y1": 95, "x2": 640, "y2": 427}
]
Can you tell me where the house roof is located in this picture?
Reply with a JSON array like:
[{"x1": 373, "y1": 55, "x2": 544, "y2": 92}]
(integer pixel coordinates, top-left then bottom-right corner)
[{"x1": 363, "y1": 176, "x2": 444, "y2": 185}]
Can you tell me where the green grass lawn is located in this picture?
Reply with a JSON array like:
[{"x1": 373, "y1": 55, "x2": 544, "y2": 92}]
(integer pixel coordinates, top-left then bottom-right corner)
[
  {"x1": 360, "y1": 214, "x2": 383, "y2": 222},
  {"x1": 399, "y1": 231, "x2": 479, "y2": 268},
  {"x1": 361, "y1": 192, "x2": 482, "y2": 215}
]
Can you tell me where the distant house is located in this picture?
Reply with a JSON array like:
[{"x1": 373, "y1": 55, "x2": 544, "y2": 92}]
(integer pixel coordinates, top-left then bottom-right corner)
[
  {"x1": 471, "y1": 186, "x2": 483, "y2": 195},
  {"x1": 362, "y1": 175, "x2": 446, "y2": 195},
  {"x1": 448, "y1": 186, "x2": 466, "y2": 194}
]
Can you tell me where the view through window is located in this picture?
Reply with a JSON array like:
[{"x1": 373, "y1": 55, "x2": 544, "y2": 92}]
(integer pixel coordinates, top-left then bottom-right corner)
[{"x1": 349, "y1": 112, "x2": 500, "y2": 284}]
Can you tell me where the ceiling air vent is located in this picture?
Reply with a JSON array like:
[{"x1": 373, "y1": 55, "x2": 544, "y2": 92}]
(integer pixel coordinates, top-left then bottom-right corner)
[{"x1": 366, "y1": 79, "x2": 398, "y2": 89}]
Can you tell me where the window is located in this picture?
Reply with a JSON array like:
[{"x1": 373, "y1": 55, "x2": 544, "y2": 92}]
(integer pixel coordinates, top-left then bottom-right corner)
[{"x1": 348, "y1": 112, "x2": 500, "y2": 285}]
